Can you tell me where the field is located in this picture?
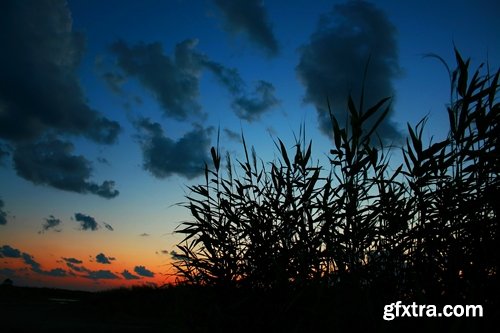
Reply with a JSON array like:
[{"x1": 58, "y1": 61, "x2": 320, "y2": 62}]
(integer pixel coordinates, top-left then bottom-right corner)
[{"x1": 1, "y1": 284, "x2": 498, "y2": 332}]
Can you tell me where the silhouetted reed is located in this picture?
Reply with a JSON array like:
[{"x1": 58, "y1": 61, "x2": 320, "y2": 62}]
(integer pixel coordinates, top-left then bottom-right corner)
[{"x1": 172, "y1": 48, "x2": 499, "y2": 304}]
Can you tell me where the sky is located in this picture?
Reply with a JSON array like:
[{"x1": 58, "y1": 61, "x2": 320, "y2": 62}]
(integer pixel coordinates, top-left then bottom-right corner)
[{"x1": 1, "y1": 0, "x2": 499, "y2": 291}]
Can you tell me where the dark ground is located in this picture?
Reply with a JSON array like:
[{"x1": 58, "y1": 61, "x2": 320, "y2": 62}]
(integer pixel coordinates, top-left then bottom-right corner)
[{"x1": 0, "y1": 284, "x2": 497, "y2": 332}]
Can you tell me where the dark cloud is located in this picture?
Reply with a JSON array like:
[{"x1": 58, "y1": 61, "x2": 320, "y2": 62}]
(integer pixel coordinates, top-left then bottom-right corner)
[
  {"x1": 223, "y1": 128, "x2": 242, "y2": 143},
  {"x1": 200, "y1": 55, "x2": 279, "y2": 121},
  {"x1": 95, "y1": 253, "x2": 114, "y2": 264},
  {"x1": 109, "y1": 39, "x2": 278, "y2": 124},
  {"x1": 134, "y1": 265, "x2": 155, "y2": 277},
  {"x1": 13, "y1": 138, "x2": 119, "y2": 199},
  {"x1": 121, "y1": 270, "x2": 140, "y2": 280},
  {"x1": 85, "y1": 270, "x2": 118, "y2": 280},
  {"x1": 62, "y1": 257, "x2": 82, "y2": 265},
  {"x1": 74, "y1": 213, "x2": 99, "y2": 231},
  {"x1": 231, "y1": 80, "x2": 279, "y2": 121},
  {"x1": 0, "y1": 144, "x2": 9, "y2": 165},
  {"x1": 0, "y1": 0, "x2": 120, "y2": 144},
  {"x1": 296, "y1": 0, "x2": 402, "y2": 141},
  {"x1": 66, "y1": 262, "x2": 88, "y2": 273},
  {"x1": 0, "y1": 199, "x2": 7, "y2": 225},
  {"x1": 213, "y1": 0, "x2": 279, "y2": 56},
  {"x1": 102, "y1": 72, "x2": 126, "y2": 94},
  {"x1": 0, "y1": 245, "x2": 21, "y2": 258},
  {"x1": 110, "y1": 39, "x2": 204, "y2": 121},
  {"x1": 40, "y1": 215, "x2": 62, "y2": 233},
  {"x1": 202, "y1": 60, "x2": 244, "y2": 95},
  {"x1": 103, "y1": 222, "x2": 114, "y2": 231},
  {"x1": 41, "y1": 268, "x2": 67, "y2": 277},
  {"x1": 22, "y1": 253, "x2": 42, "y2": 272},
  {"x1": 135, "y1": 118, "x2": 212, "y2": 179}
]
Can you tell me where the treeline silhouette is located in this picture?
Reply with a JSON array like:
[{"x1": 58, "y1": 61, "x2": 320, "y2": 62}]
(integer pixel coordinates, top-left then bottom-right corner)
[{"x1": 172, "y1": 49, "x2": 498, "y2": 309}]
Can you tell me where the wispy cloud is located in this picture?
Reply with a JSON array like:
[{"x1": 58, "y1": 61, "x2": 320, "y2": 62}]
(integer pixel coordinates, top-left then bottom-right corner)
[
  {"x1": 213, "y1": 0, "x2": 279, "y2": 56},
  {"x1": 296, "y1": 0, "x2": 402, "y2": 142},
  {"x1": 103, "y1": 222, "x2": 114, "y2": 231},
  {"x1": 39, "y1": 215, "x2": 62, "y2": 233}
]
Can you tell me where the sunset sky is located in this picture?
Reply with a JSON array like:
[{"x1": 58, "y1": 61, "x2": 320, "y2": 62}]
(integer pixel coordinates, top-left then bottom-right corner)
[{"x1": 1, "y1": 0, "x2": 499, "y2": 291}]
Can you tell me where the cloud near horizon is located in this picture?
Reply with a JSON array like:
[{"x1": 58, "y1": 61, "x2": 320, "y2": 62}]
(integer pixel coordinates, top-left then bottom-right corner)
[
  {"x1": 134, "y1": 265, "x2": 155, "y2": 278},
  {"x1": 121, "y1": 269, "x2": 140, "y2": 280},
  {"x1": 296, "y1": 0, "x2": 402, "y2": 142},
  {"x1": 213, "y1": 0, "x2": 279, "y2": 56},
  {"x1": 1, "y1": 245, "x2": 68, "y2": 277}
]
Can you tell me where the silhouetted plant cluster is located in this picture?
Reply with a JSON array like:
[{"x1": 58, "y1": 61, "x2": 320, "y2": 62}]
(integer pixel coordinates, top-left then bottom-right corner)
[{"x1": 172, "y1": 49, "x2": 499, "y2": 303}]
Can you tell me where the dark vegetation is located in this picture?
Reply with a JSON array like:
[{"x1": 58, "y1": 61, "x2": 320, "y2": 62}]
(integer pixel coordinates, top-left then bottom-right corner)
[{"x1": 169, "y1": 49, "x2": 500, "y2": 329}]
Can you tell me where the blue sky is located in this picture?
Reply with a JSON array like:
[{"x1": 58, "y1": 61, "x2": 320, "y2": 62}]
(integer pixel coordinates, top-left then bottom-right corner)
[{"x1": 0, "y1": 0, "x2": 498, "y2": 290}]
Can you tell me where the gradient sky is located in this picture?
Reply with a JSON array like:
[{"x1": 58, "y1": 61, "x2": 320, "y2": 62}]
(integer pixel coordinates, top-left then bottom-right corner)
[{"x1": 1, "y1": 0, "x2": 499, "y2": 291}]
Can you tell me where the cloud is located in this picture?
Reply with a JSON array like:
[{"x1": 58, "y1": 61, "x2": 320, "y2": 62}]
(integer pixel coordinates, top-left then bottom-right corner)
[
  {"x1": 74, "y1": 213, "x2": 99, "y2": 231},
  {"x1": 135, "y1": 118, "x2": 212, "y2": 179},
  {"x1": 62, "y1": 257, "x2": 82, "y2": 265},
  {"x1": 0, "y1": 199, "x2": 8, "y2": 225},
  {"x1": 41, "y1": 268, "x2": 67, "y2": 277},
  {"x1": 199, "y1": 52, "x2": 279, "y2": 121},
  {"x1": 296, "y1": 0, "x2": 402, "y2": 142},
  {"x1": 0, "y1": 245, "x2": 21, "y2": 258},
  {"x1": 40, "y1": 215, "x2": 62, "y2": 233},
  {"x1": 0, "y1": 0, "x2": 120, "y2": 144},
  {"x1": 121, "y1": 270, "x2": 140, "y2": 280},
  {"x1": 21, "y1": 253, "x2": 42, "y2": 272},
  {"x1": 66, "y1": 262, "x2": 88, "y2": 273},
  {"x1": 95, "y1": 253, "x2": 114, "y2": 264},
  {"x1": 134, "y1": 265, "x2": 155, "y2": 278},
  {"x1": 109, "y1": 39, "x2": 278, "y2": 124},
  {"x1": 231, "y1": 80, "x2": 279, "y2": 121},
  {"x1": 13, "y1": 138, "x2": 119, "y2": 199},
  {"x1": 103, "y1": 222, "x2": 114, "y2": 231},
  {"x1": 1, "y1": 245, "x2": 67, "y2": 277},
  {"x1": 223, "y1": 128, "x2": 242, "y2": 143},
  {"x1": 213, "y1": 0, "x2": 279, "y2": 56},
  {"x1": 85, "y1": 270, "x2": 118, "y2": 280},
  {"x1": 0, "y1": 144, "x2": 9, "y2": 166},
  {"x1": 109, "y1": 39, "x2": 205, "y2": 121}
]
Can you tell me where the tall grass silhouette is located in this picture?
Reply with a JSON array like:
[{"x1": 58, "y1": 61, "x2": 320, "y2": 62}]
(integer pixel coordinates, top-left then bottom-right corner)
[{"x1": 172, "y1": 48, "x2": 499, "y2": 306}]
